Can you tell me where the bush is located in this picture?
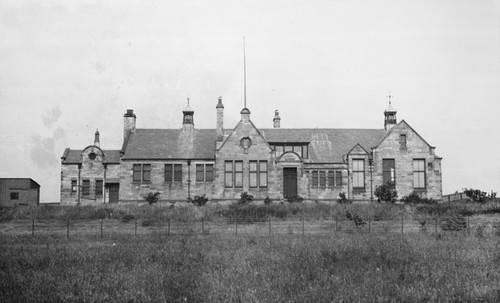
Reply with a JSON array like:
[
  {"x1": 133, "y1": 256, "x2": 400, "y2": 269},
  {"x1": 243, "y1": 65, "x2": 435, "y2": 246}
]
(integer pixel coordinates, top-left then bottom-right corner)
[
  {"x1": 264, "y1": 196, "x2": 273, "y2": 205},
  {"x1": 337, "y1": 192, "x2": 350, "y2": 204},
  {"x1": 462, "y1": 188, "x2": 497, "y2": 203},
  {"x1": 192, "y1": 195, "x2": 208, "y2": 206},
  {"x1": 144, "y1": 192, "x2": 161, "y2": 205},
  {"x1": 374, "y1": 182, "x2": 398, "y2": 203},
  {"x1": 441, "y1": 214, "x2": 467, "y2": 231},
  {"x1": 285, "y1": 195, "x2": 303, "y2": 203},
  {"x1": 401, "y1": 191, "x2": 436, "y2": 204},
  {"x1": 121, "y1": 214, "x2": 135, "y2": 223},
  {"x1": 238, "y1": 192, "x2": 254, "y2": 204}
]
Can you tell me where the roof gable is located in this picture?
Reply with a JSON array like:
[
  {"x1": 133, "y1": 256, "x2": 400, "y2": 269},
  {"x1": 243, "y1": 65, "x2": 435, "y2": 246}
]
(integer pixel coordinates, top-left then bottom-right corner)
[{"x1": 374, "y1": 120, "x2": 434, "y2": 150}]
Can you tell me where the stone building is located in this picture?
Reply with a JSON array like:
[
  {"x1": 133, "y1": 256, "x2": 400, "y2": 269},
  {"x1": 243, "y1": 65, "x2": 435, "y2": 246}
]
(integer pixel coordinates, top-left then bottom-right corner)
[{"x1": 60, "y1": 98, "x2": 442, "y2": 204}]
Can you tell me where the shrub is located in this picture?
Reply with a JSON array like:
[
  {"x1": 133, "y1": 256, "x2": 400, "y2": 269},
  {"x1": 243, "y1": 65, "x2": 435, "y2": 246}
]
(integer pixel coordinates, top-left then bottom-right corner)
[
  {"x1": 238, "y1": 192, "x2": 254, "y2": 204},
  {"x1": 285, "y1": 195, "x2": 303, "y2": 203},
  {"x1": 144, "y1": 192, "x2": 161, "y2": 205},
  {"x1": 121, "y1": 214, "x2": 135, "y2": 223},
  {"x1": 441, "y1": 214, "x2": 467, "y2": 231},
  {"x1": 337, "y1": 192, "x2": 350, "y2": 204},
  {"x1": 374, "y1": 181, "x2": 398, "y2": 203},
  {"x1": 192, "y1": 195, "x2": 208, "y2": 206},
  {"x1": 264, "y1": 196, "x2": 273, "y2": 205},
  {"x1": 345, "y1": 210, "x2": 366, "y2": 229},
  {"x1": 463, "y1": 188, "x2": 497, "y2": 203},
  {"x1": 401, "y1": 191, "x2": 436, "y2": 204}
]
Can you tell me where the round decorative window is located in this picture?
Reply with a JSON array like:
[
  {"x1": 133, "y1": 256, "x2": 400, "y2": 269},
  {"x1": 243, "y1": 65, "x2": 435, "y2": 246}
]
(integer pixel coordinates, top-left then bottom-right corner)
[
  {"x1": 240, "y1": 137, "x2": 252, "y2": 149},
  {"x1": 88, "y1": 152, "x2": 97, "y2": 160}
]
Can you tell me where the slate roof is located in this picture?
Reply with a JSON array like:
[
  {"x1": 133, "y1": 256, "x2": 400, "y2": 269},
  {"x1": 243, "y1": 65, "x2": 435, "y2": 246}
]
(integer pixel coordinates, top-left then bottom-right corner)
[
  {"x1": 122, "y1": 129, "x2": 218, "y2": 160},
  {"x1": 260, "y1": 128, "x2": 386, "y2": 163},
  {"x1": 121, "y1": 128, "x2": 385, "y2": 163},
  {"x1": 61, "y1": 148, "x2": 122, "y2": 164}
]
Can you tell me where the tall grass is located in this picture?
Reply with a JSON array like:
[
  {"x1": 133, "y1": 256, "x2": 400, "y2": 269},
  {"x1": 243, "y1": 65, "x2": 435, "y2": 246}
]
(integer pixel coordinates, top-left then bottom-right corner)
[{"x1": 1, "y1": 233, "x2": 500, "y2": 302}]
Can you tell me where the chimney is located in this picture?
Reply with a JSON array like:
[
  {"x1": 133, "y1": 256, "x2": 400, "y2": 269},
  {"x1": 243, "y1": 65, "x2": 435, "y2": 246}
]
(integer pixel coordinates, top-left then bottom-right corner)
[
  {"x1": 124, "y1": 109, "x2": 136, "y2": 143},
  {"x1": 94, "y1": 129, "x2": 100, "y2": 147},
  {"x1": 273, "y1": 109, "x2": 281, "y2": 128},
  {"x1": 216, "y1": 97, "x2": 224, "y2": 141}
]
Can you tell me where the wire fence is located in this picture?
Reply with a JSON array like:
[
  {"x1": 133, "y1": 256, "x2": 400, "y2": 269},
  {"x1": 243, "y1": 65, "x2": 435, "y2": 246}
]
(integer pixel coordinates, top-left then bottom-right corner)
[{"x1": 2, "y1": 216, "x2": 500, "y2": 239}]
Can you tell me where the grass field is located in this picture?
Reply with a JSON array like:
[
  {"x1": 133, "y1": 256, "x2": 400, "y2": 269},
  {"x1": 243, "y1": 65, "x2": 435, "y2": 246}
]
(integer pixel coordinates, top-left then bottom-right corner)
[
  {"x1": 1, "y1": 201, "x2": 500, "y2": 302},
  {"x1": 1, "y1": 232, "x2": 500, "y2": 302}
]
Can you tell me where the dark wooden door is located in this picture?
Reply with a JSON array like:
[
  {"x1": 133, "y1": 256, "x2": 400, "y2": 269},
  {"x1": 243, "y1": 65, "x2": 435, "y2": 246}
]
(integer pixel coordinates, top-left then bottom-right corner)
[
  {"x1": 108, "y1": 184, "x2": 119, "y2": 203},
  {"x1": 283, "y1": 167, "x2": 297, "y2": 198}
]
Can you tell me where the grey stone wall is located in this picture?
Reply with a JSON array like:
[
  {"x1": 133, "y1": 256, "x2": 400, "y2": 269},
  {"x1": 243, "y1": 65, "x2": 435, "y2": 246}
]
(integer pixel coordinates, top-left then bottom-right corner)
[{"x1": 372, "y1": 121, "x2": 442, "y2": 200}]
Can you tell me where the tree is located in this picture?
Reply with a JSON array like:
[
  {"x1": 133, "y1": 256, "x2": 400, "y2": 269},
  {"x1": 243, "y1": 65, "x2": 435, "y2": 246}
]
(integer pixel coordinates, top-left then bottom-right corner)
[{"x1": 374, "y1": 181, "x2": 398, "y2": 203}]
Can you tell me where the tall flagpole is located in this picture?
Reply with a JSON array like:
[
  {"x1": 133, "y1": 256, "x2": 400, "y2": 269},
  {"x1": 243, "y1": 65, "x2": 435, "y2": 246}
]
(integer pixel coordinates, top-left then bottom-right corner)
[{"x1": 243, "y1": 36, "x2": 247, "y2": 109}]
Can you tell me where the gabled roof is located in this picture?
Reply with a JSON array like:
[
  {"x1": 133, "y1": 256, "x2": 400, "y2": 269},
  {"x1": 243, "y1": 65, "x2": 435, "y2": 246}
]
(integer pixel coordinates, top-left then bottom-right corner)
[
  {"x1": 260, "y1": 128, "x2": 385, "y2": 162},
  {"x1": 122, "y1": 129, "x2": 217, "y2": 160},
  {"x1": 374, "y1": 120, "x2": 434, "y2": 149},
  {"x1": 61, "y1": 148, "x2": 122, "y2": 164}
]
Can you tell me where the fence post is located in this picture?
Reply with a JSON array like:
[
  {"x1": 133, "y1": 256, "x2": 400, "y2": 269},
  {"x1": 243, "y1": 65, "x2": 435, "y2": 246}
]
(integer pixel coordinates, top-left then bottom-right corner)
[
  {"x1": 202, "y1": 218, "x2": 205, "y2": 235},
  {"x1": 302, "y1": 216, "x2": 305, "y2": 235},
  {"x1": 401, "y1": 215, "x2": 404, "y2": 243},
  {"x1": 368, "y1": 220, "x2": 371, "y2": 233},
  {"x1": 269, "y1": 217, "x2": 271, "y2": 235},
  {"x1": 235, "y1": 218, "x2": 238, "y2": 236},
  {"x1": 32, "y1": 218, "x2": 35, "y2": 237},
  {"x1": 134, "y1": 219, "x2": 137, "y2": 237},
  {"x1": 67, "y1": 219, "x2": 70, "y2": 238},
  {"x1": 467, "y1": 217, "x2": 470, "y2": 236},
  {"x1": 167, "y1": 219, "x2": 171, "y2": 236},
  {"x1": 100, "y1": 219, "x2": 103, "y2": 238},
  {"x1": 435, "y1": 215, "x2": 438, "y2": 234},
  {"x1": 335, "y1": 220, "x2": 338, "y2": 234}
]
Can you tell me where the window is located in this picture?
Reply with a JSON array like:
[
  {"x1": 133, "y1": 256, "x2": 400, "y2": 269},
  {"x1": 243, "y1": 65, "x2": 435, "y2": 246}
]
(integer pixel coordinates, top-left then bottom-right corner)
[
  {"x1": 71, "y1": 180, "x2": 77, "y2": 192},
  {"x1": 382, "y1": 159, "x2": 396, "y2": 187},
  {"x1": 275, "y1": 145, "x2": 284, "y2": 156},
  {"x1": 10, "y1": 192, "x2": 19, "y2": 200},
  {"x1": 328, "y1": 171, "x2": 343, "y2": 187},
  {"x1": 196, "y1": 164, "x2": 214, "y2": 182},
  {"x1": 225, "y1": 161, "x2": 243, "y2": 188},
  {"x1": 133, "y1": 164, "x2": 151, "y2": 182},
  {"x1": 250, "y1": 161, "x2": 268, "y2": 188},
  {"x1": 400, "y1": 134, "x2": 407, "y2": 150},
  {"x1": 413, "y1": 159, "x2": 426, "y2": 189},
  {"x1": 82, "y1": 180, "x2": 90, "y2": 196},
  {"x1": 320, "y1": 171, "x2": 326, "y2": 187},
  {"x1": 352, "y1": 159, "x2": 365, "y2": 189},
  {"x1": 133, "y1": 164, "x2": 141, "y2": 182},
  {"x1": 165, "y1": 164, "x2": 182, "y2": 182},
  {"x1": 235, "y1": 161, "x2": 243, "y2": 188},
  {"x1": 259, "y1": 161, "x2": 268, "y2": 187},
  {"x1": 225, "y1": 161, "x2": 233, "y2": 188},
  {"x1": 312, "y1": 171, "x2": 319, "y2": 187},
  {"x1": 292, "y1": 146, "x2": 302, "y2": 157},
  {"x1": 95, "y1": 180, "x2": 103, "y2": 197}
]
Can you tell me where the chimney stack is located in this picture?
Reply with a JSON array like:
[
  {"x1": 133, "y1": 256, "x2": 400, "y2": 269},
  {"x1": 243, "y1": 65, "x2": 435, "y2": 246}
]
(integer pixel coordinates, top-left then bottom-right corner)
[
  {"x1": 94, "y1": 129, "x2": 100, "y2": 147},
  {"x1": 273, "y1": 110, "x2": 281, "y2": 128},
  {"x1": 216, "y1": 96, "x2": 224, "y2": 141},
  {"x1": 124, "y1": 109, "x2": 136, "y2": 144}
]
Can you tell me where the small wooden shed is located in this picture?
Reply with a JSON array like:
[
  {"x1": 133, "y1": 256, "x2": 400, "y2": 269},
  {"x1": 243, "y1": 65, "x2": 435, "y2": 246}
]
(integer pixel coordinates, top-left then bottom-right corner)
[{"x1": 0, "y1": 178, "x2": 40, "y2": 206}]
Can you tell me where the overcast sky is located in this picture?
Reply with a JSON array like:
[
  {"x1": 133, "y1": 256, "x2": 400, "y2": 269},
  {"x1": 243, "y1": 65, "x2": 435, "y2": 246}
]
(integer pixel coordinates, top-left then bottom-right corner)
[{"x1": 1, "y1": 0, "x2": 499, "y2": 202}]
